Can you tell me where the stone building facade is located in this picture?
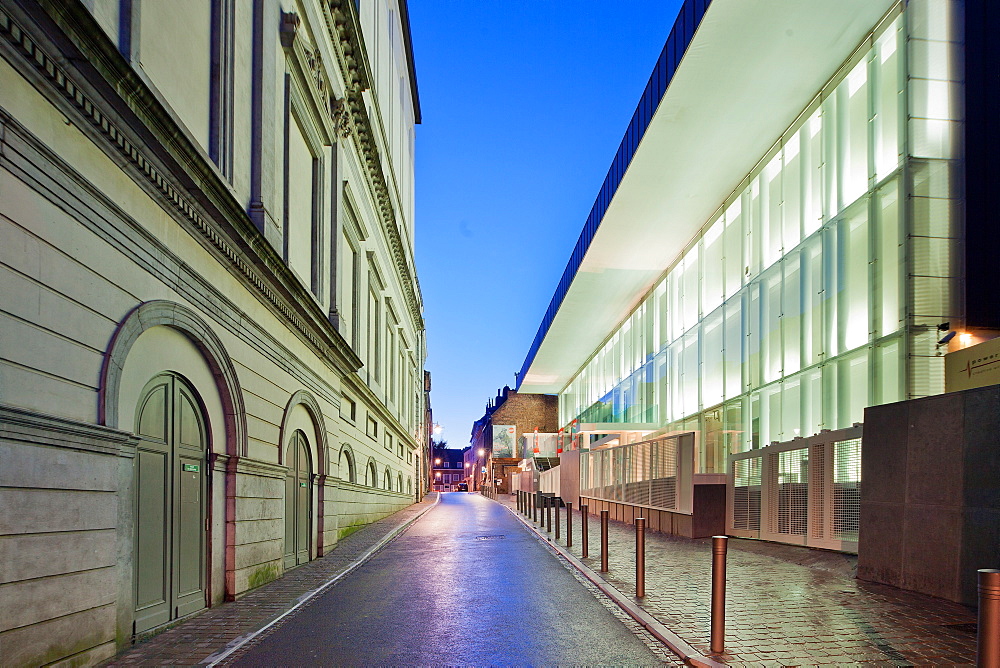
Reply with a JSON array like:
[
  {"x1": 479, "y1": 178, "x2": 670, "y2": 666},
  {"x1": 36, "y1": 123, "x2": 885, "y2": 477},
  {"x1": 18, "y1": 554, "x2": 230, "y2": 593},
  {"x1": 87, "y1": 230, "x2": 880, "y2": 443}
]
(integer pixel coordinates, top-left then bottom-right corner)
[
  {"x1": 0, "y1": 0, "x2": 425, "y2": 665},
  {"x1": 469, "y1": 387, "x2": 558, "y2": 491}
]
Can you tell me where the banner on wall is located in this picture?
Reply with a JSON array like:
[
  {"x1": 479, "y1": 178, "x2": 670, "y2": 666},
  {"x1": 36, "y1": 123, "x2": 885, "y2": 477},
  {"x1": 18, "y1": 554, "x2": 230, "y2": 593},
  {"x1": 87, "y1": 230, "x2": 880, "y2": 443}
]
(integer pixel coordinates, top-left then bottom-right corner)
[{"x1": 492, "y1": 425, "x2": 516, "y2": 457}]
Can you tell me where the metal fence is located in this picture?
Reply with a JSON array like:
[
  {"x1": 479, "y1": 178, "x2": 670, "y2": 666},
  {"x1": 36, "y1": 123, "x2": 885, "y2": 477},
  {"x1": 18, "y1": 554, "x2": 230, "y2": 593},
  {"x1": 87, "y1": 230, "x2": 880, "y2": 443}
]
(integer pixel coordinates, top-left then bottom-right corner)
[
  {"x1": 580, "y1": 433, "x2": 695, "y2": 514},
  {"x1": 539, "y1": 466, "x2": 560, "y2": 497},
  {"x1": 727, "y1": 424, "x2": 863, "y2": 553}
]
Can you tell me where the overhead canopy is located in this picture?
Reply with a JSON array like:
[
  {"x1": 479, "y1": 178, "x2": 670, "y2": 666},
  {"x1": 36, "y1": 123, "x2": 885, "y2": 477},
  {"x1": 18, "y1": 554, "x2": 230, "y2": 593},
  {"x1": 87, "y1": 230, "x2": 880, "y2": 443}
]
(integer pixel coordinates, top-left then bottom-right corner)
[{"x1": 518, "y1": 0, "x2": 897, "y2": 394}]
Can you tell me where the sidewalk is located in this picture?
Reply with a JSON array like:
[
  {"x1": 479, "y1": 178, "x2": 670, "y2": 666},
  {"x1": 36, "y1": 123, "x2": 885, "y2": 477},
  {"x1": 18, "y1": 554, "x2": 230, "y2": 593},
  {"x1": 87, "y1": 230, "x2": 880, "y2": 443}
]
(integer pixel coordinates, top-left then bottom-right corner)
[
  {"x1": 498, "y1": 494, "x2": 978, "y2": 667},
  {"x1": 103, "y1": 494, "x2": 439, "y2": 666}
]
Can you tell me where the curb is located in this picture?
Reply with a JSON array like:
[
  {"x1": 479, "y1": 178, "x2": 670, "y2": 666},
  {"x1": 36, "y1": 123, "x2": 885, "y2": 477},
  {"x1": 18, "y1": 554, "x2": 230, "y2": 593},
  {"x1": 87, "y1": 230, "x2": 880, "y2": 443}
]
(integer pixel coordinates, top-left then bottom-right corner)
[
  {"x1": 202, "y1": 492, "x2": 442, "y2": 666},
  {"x1": 497, "y1": 496, "x2": 724, "y2": 668}
]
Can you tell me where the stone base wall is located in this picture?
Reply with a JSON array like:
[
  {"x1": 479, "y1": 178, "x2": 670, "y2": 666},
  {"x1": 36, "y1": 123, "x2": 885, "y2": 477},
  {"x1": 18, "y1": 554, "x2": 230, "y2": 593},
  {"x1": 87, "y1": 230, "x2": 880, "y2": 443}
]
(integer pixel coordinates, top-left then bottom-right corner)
[
  {"x1": 579, "y1": 484, "x2": 725, "y2": 539},
  {"x1": 858, "y1": 385, "x2": 1000, "y2": 605}
]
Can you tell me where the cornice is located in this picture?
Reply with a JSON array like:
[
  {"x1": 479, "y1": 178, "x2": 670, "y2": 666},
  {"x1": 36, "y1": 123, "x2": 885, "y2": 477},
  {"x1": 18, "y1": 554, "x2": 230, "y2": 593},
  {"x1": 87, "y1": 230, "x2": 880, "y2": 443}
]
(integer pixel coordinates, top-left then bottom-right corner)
[
  {"x1": 326, "y1": 0, "x2": 424, "y2": 331},
  {"x1": 2, "y1": 1, "x2": 363, "y2": 375}
]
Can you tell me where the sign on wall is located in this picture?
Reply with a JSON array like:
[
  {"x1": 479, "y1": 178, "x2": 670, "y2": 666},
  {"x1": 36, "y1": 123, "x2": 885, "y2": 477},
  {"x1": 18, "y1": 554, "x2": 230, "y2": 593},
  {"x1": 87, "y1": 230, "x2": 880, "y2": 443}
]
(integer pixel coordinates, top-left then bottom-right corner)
[
  {"x1": 945, "y1": 336, "x2": 1000, "y2": 393},
  {"x1": 492, "y1": 425, "x2": 517, "y2": 457}
]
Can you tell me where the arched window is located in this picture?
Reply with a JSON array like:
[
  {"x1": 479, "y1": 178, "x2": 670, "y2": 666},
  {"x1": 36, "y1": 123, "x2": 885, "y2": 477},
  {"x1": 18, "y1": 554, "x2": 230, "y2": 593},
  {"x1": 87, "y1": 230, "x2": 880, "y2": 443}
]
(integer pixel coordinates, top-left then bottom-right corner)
[
  {"x1": 397, "y1": 473, "x2": 403, "y2": 493},
  {"x1": 383, "y1": 468, "x2": 392, "y2": 491},
  {"x1": 407, "y1": 477, "x2": 413, "y2": 495},
  {"x1": 366, "y1": 461, "x2": 377, "y2": 487},
  {"x1": 339, "y1": 446, "x2": 356, "y2": 483}
]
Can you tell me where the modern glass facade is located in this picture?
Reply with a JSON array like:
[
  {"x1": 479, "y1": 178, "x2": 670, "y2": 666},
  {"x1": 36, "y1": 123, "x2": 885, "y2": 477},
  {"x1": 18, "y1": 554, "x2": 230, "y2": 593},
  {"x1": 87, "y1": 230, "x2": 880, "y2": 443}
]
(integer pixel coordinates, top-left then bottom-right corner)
[{"x1": 559, "y1": 5, "x2": 961, "y2": 474}]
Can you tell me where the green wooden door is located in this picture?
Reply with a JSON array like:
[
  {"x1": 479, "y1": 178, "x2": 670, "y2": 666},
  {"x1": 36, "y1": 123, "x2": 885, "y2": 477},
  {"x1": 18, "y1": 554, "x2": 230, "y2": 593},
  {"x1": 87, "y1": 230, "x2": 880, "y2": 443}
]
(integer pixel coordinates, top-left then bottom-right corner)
[
  {"x1": 134, "y1": 374, "x2": 207, "y2": 634},
  {"x1": 283, "y1": 432, "x2": 312, "y2": 569}
]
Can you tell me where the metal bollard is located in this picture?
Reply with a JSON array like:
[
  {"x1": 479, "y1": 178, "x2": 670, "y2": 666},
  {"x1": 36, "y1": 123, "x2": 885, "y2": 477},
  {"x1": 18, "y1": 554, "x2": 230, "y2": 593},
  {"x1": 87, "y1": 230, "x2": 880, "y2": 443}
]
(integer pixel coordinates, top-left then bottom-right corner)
[
  {"x1": 711, "y1": 535, "x2": 728, "y2": 654},
  {"x1": 566, "y1": 502, "x2": 573, "y2": 547},
  {"x1": 581, "y1": 504, "x2": 589, "y2": 558},
  {"x1": 532, "y1": 493, "x2": 537, "y2": 523},
  {"x1": 555, "y1": 500, "x2": 561, "y2": 540},
  {"x1": 600, "y1": 510, "x2": 609, "y2": 572},
  {"x1": 546, "y1": 497, "x2": 552, "y2": 534},
  {"x1": 636, "y1": 518, "x2": 646, "y2": 598},
  {"x1": 979, "y1": 569, "x2": 1000, "y2": 667}
]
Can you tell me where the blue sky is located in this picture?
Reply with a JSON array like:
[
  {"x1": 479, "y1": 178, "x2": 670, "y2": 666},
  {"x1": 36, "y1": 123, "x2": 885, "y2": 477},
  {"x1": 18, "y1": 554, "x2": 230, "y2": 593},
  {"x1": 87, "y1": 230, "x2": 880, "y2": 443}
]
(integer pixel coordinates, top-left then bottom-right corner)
[{"x1": 410, "y1": 1, "x2": 685, "y2": 447}]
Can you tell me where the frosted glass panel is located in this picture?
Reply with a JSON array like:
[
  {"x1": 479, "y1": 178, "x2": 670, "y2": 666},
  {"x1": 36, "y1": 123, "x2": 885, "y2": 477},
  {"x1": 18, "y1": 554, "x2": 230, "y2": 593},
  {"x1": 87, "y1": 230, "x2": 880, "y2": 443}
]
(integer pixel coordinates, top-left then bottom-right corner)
[
  {"x1": 877, "y1": 182, "x2": 901, "y2": 336},
  {"x1": 802, "y1": 238, "x2": 824, "y2": 365},
  {"x1": 782, "y1": 377, "x2": 801, "y2": 439},
  {"x1": 782, "y1": 254, "x2": 802, "y2": 376},
  {"x1": 703, "y1": 217, "x2": 724, "y2": 313},
  {"x1": 803, "y1": 113, "x2": 823, "y2": 235},
  {"x1": 724, "y1": 199, "x2": 744, "y2": 299},
  {"x1": 761, "y1": 156, "x2": 783, "y2": 269},
  {"x1": 724, "y1": 299, "x2": 743, "y2": 400},
  {"x1": 840, "y1": 59, "x2": 869, "y2": 207},
  {"x1": 841, "y1": 207, "x2": 869, "y2": 352},
  {"x1": 783, "y1": 135, "x2": 802, "y2": 252},
  {"x1": 682, "y1": 246, "x2": 700, "y2": 331},
  {"x1": 762, "y1": 270, "x2": 782, "y2": 383},
  {"x1": 702, "y1": 311, "x2": 724, "y2": 409},
  {"x1": 878, "y1": 340, "x2": 901, "y2": 405},
  {"x1": 875, "y1": 20, "x2": 901, "y2": 180}
]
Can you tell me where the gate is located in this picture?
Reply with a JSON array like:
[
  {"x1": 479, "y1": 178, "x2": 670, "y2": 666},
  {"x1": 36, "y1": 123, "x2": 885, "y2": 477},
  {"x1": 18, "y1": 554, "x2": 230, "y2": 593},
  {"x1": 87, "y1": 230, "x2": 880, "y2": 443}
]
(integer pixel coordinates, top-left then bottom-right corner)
[{"x1": 727, "y1": 425, "x2": 862, "y2": 553}]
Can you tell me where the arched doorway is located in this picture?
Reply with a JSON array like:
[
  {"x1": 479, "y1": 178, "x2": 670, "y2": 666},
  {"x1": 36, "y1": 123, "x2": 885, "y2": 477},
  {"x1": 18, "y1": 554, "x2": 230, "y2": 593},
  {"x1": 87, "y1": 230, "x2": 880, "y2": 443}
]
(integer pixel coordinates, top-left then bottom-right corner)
[
  {"x1": 284, "y1": 431, "x2": 312, "y2": 569},
  {"x1": 133, "y1": 373, "x2": 208, "y2": 633}
]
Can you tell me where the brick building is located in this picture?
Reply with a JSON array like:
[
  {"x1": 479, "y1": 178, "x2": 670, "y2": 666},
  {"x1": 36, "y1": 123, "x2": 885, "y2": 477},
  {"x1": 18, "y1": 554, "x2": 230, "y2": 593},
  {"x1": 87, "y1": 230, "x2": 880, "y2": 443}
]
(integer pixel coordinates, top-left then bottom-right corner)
[
  {"x1": 431, "y1": 446, "x2": 467, "y2": 492},
  {"x1": 469, "y1": 386, "x2": 557, "y2": 492}
]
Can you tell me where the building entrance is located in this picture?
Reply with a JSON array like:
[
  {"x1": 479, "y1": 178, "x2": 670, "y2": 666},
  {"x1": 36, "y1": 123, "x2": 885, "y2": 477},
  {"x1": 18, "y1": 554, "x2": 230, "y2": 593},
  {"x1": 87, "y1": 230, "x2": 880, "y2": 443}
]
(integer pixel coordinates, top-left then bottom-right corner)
[
  {"x1": 133, "y1": 373, "x2": 208, "y2": 634},
  {"x1": 284, "y1": 431, "x2": 312, "y2": 569}
]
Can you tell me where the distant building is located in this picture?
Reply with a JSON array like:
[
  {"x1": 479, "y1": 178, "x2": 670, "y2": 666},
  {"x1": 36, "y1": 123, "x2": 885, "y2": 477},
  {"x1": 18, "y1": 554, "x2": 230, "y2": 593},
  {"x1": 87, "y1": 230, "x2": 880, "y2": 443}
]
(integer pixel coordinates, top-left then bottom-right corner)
[
  {"x1": 0, "y1": 0, "x2": 424, "y2": 664},
  {"x1": 431, "y1": 447, "x2": 467, "y2": 492},
  {"x1": 517, "y1": 0, "x2": 999, "y2": 534},
  {"x1": 469, "y1": 386, "x2": 558, "y2": 492}
]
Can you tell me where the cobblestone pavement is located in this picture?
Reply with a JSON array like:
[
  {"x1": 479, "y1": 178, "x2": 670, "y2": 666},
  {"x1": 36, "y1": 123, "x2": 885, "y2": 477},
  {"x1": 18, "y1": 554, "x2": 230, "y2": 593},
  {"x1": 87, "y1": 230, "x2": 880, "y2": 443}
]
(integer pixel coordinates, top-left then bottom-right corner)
[
  {"x1": 500, "y1": 494, "x2": 979, "y2": 667},
  {"x1": 103, "y1": 495, "x2": 439, "y2": 666}
]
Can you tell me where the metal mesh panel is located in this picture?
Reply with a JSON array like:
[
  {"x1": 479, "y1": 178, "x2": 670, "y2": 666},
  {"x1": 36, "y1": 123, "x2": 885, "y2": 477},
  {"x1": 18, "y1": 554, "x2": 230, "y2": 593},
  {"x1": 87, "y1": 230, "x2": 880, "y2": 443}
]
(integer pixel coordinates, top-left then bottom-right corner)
[
  {"x1": 650, "y1": 438, "x2": 678, "y2": 510},
  {"x1": 776, "y1": 449, "x2": 809, "y2": 536},
  {"x1": 809, "y1": 444, "x2": 826, "y2": 540},
  {"x1": 732, "y1": 457, "x2": 762, "y2": 531},
  {"x1": 833, "y1": 438, "x2": 862, "y2": 541},
  {"x1": 580, "y1": 436, "x2": 680, "y2": 511}
]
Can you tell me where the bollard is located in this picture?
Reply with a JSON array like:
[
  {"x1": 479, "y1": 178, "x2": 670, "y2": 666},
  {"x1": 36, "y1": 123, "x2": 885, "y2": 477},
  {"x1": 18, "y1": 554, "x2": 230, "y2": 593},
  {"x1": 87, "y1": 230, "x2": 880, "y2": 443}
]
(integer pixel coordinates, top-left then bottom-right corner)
[
  {"x1": 636, "y1": 518, "x2": 646, "y2": 598},
  {"x1": 979, "y1": 569, "x2": 1000, "y2": 667},
  {"x1": 546, "y1": 497, "x2": 552, "y2": 534},
  {"x1": 555, "y1": 500, "x2": 561, "y2": 540},
  {"x1": 532, "y1": 493, "x2": 537, "y2": 523},
  {"x1": 566, "y1": 502, "x2": 573, "y2": 547},
  {"x1": 581, "y1": 504, "x2": 589, "y2": 558},
  {"x1": 711, "y1": 535, "x2": 728, "y2": 654},
  {"x1": 600, "y1": 510, "x2": 609, "y2": 572}
]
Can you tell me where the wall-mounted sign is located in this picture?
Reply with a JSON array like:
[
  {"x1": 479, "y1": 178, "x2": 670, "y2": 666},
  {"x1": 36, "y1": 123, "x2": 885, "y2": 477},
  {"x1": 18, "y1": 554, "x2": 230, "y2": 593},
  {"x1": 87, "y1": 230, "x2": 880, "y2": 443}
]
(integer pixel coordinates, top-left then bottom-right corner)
[
  {"x1": 492, "y1": 425, "x2": 516, "y2": 457},
  {"x1": 945, "y1": 336, "x2": 1000, "y2": 393},
  {"x1": 182, "y1": 464, "x2": 199, "y2": 472}
]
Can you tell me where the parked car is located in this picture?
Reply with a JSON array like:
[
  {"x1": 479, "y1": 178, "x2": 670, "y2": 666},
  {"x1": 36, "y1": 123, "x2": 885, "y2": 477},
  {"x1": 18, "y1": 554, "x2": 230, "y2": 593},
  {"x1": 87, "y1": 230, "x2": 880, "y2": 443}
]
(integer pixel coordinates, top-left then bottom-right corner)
[{"x1": 456, "y1": 482, "x2": 468, "y2": 492}]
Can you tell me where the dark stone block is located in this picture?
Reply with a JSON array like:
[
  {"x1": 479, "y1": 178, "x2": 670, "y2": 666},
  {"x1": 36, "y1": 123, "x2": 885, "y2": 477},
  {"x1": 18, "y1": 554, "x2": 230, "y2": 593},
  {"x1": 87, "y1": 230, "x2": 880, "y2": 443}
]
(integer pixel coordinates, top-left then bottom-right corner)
[
  {"x1": 907, "y1": 394, "x2": 964, "y2": 507},
  {"x1": 692, "y1": 484, "x2": 725, "y2": 538},
  {"x1": 902, "y1": 504, "x2": 962, "y2": 602},
  {"x1": 857, "y1": 502, "x2": 904, "y2": 589},
  {"x1": 960, "y1": 507, "x2": 1000, "y2": 606},
  {"x1": 862, "y1": 403, "x2": 909, "y2": 505}
]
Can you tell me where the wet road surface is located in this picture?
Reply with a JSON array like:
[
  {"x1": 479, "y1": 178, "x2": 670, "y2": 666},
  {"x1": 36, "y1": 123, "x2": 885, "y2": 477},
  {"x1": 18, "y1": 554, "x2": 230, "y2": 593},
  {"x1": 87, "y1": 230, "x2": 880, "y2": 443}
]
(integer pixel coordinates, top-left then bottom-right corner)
[{"x1": 229, "y1": 493, "x2": 667, "y2": 666}]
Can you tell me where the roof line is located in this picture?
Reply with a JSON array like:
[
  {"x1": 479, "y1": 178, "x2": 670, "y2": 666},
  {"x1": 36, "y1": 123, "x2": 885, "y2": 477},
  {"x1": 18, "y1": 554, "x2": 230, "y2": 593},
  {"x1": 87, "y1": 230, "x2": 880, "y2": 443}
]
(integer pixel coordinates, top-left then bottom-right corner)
[
  {"x1": 516, "y1": 0, "x2": 712, "y2": 390},
  {"x1": 398, "y1": 0, "x2": 422, "y2": 124}
]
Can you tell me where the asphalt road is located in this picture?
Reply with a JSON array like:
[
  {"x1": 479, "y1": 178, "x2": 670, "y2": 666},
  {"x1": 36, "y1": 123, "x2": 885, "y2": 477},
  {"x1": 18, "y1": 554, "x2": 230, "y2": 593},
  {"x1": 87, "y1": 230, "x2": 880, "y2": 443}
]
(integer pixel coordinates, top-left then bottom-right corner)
[{"x1": 229, "y1": 492, "x2": 666, "y2": 666}]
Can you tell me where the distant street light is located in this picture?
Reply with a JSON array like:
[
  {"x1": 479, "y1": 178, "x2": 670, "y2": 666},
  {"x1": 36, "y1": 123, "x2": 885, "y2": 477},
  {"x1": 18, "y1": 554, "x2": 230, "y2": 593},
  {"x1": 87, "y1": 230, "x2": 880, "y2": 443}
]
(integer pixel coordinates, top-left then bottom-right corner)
[
  {"x1": 478, "y1": 448, "x2": 485, "y2": 457},
  {"x1": 433, "y1": 423, "x2": 443, "y2": 436}
]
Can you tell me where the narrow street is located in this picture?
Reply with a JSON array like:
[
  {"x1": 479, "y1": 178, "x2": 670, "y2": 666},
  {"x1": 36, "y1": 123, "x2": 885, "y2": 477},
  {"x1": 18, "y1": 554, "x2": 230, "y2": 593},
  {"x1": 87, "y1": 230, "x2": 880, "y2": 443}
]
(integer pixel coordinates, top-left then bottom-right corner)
[{"x1": 226, "y1": 493, "x2": 670, "y2": 666}]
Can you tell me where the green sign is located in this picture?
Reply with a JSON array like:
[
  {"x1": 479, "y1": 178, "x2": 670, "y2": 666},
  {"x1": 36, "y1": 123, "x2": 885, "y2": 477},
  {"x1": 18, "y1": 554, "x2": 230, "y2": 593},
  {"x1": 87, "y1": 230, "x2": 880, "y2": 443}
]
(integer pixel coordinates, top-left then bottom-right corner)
[
  {"x1": 182, "y1": 464, "x2": 199, "y2": 472},
  {"x1": 299, "y1": 482, "x2": 308, "y2": 487}
]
